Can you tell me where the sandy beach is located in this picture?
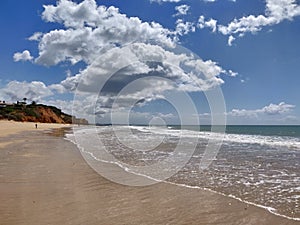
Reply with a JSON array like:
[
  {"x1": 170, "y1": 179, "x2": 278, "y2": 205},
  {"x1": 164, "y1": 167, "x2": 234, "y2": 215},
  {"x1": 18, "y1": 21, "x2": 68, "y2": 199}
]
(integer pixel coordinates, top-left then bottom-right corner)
[
  {"x1": 0, "y1": 122, "x2": 298, "y2": 225},
  {"x1": 0, "y1": 120, "x2": 71, "y2": 136},
  {"x1": 0, "y1": 120, "x2": 70, "y2": 147}
]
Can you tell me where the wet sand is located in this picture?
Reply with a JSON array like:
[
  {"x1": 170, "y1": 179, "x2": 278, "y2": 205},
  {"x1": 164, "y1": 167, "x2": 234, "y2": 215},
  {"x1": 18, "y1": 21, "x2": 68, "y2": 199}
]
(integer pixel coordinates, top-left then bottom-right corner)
[{"x1": 0, "y1": 127, "x2": 299, "y2": 224}]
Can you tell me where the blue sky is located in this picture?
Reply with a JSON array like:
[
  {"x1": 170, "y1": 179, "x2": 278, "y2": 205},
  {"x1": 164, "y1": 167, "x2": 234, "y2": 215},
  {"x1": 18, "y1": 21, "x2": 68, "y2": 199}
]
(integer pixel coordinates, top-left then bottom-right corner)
[{"x1": 0, "y1": 0, "x2": 299, "y2": 125}]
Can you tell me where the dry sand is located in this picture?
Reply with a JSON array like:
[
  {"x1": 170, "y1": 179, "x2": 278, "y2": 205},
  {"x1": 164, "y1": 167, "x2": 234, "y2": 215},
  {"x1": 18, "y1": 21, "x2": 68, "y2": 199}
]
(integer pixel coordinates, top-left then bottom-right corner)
[
  {"x1": 0, "y1": 122, "x2": 299, "y2": 225},
  {"x1": 0, "y1": 120, "x2": 70, "y2": 148},
  {"x1": 0, "y1": 120, "x2": 70, "y2": 137}
]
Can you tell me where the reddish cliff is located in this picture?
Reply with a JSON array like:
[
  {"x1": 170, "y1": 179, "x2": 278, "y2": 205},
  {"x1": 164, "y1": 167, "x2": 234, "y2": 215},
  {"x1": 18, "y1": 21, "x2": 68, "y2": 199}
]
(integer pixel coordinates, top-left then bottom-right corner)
[{"x1": 0, "y1": 103, "x2": 88, "y2": 124}]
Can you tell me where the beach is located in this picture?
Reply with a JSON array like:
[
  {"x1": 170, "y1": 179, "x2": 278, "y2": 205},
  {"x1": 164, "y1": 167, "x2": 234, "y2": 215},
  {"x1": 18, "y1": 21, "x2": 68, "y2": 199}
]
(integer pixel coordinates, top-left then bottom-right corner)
[
  {"x1": 0, "y1": 122, "x2": 299, "y2": 225},
  {"x1": 0, "y1": 121, "x2": 70, "y2": 147}
]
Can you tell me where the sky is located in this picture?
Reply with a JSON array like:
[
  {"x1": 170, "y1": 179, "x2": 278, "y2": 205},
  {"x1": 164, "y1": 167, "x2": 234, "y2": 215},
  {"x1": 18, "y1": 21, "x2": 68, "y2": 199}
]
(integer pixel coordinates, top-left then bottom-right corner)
[{"x1": 0, "y1": 0, "x2": 299, "y2": 125}]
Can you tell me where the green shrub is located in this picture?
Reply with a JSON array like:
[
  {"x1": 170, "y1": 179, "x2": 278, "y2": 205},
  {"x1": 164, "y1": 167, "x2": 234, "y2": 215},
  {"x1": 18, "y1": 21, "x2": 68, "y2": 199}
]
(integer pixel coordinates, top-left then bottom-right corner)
[
  {"x1": 7, "y1": 113, "x2": 22, "y2": 121},
  {"x1": 24, "y1": 108, "x2": 38, "y2": 117}
]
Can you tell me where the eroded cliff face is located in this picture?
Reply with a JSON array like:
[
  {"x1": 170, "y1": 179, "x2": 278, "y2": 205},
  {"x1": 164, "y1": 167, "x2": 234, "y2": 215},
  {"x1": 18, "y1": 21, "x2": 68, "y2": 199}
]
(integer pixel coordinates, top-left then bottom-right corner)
[
  {"x1": 0, "y1": 104, "x2": 88, "y2": 124},
  {"x1": 27, "y1": 106, "x2": 66, "y2": 123}
]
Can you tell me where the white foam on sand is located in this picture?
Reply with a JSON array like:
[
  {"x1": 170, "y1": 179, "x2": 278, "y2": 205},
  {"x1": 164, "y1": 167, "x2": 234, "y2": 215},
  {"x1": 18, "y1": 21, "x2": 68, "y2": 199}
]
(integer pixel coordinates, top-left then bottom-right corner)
[{"x1": 65, "y1": 125, "x2": 300, "y2": 222}]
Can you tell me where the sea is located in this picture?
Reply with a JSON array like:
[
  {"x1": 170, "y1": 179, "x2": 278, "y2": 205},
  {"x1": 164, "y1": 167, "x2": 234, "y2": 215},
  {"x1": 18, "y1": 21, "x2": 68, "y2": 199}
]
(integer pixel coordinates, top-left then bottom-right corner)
[{"x1": 66, "y1": 125, "x2": 300, "y2": 221}]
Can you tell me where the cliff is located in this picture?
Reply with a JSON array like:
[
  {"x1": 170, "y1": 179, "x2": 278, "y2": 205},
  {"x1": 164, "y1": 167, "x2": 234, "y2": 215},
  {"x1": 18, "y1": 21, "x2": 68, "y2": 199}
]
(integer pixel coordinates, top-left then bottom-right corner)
[{"x1": 0, "y1": 103, "x2": 88, "y2": 124}]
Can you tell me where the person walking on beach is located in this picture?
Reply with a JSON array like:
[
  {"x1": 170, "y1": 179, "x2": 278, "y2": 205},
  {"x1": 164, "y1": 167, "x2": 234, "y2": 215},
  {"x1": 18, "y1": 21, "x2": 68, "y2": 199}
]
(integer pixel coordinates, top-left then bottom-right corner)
[{"x1": 35, "y1": 124, "x2": 37, "y2": 129}]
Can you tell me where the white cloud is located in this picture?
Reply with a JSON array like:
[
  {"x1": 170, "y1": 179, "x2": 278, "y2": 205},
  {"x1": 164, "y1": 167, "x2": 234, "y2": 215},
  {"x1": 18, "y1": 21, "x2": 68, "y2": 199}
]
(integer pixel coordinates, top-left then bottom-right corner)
[
  {"x1": 229, "y1": 108, "x2": 259, "y2": 118},
  {"x1": 28, "y1": 32, "x2": 43, "y2": 41},
  {"x1": 54, "y1": 42, "x2": 230, "y2": 120},
  {"x1": 198, "y1": 0, "x2": 300, "y2": 45},
  {"x1": 29, "y1": 0, "x2": 231, "y2": 87},
  {"x1": 198, "y1": 16, "x2": 217, "y2": 33},
  {"x1": 94, "y1": 109, "x2": 178, "y2": 125},
  {"x1": 43, "y1": 99, "x2": 74, "y2": 115},
  {"x1": 203, "y1": 0, "x2": 217, "y2": 2},
  {"x1": 228, "y1": 102, "x2": 295, "y2": 117},
  {"x1": 196, "y1": 102, "x2": 296, "y2": 124},
  {"x1": 49, "y1": 83, "x2": 67, "y2": 94},
  {"x1": 205, "y1": 19, "x2": 218, "y2": 33},
  {"x1": 35, "y1": 0, "x2": 176, "y2": 66},
  {"x1": 217, "y1": 15, "x2": 275, "y2": 37},
  {"x1": 58, "y1": 43, "x2": 227, "y2": 94},
  {"x1": 12, "y1": 0, "x2": 236, "y2": 121},
  {"x1": 228, "y1": 70, "x2": 238, "y2": 77},
  {"x1": 203, "y1": 0, "x2": 237, "y2": 2},
  {"x1": 175, "y1": 19, "x2": 196, "y2": 35},
  {"x1": 261, "y1": 102, "x2": 295, "y2": 115},
  {"x1": 151, "y1": 0, "x2": 181, "y2": 3},
  {"x1": 174, "y1": 4, "x2": 190, "y2": 16},
  {"x1": 227, "y1": 35, "x2": 236, "y2": 46},
  {"x1": 0, "y1": 81, "x2": 53, "y2": 102},
  {"x1": 13, "y1": 50, "x2": 33, "y2": 62},
  {"x1": 184, "y1": 58, "x2": 225, "y2": 79}
]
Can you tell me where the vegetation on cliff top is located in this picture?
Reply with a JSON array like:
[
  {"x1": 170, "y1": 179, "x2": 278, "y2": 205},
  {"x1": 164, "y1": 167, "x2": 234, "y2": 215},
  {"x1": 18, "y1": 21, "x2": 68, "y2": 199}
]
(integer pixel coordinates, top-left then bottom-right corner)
[{"x1": 0, "y1": 101, "x2": 88, "y2": 124}]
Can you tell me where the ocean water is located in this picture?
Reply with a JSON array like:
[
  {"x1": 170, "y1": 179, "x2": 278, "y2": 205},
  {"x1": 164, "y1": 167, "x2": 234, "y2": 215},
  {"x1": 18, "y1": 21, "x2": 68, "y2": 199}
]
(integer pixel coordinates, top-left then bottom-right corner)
[{"x1": 66, "y1": 125, "x2": 300, "y2": 221}]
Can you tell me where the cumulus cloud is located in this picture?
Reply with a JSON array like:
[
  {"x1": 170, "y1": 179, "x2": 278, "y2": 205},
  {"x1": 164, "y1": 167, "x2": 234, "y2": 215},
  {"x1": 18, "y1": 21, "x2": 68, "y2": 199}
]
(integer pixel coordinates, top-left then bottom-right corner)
[
  {"x1": 228, "y1": 102, "x2": 295, "y2": 117},
  {"x1": 229, "y1": 108, "x2": 259, "y2": 118},
  {"x1": 13, "y1": 50, "x2": 33, "y2": 62},
  {"x1": 261, "y1": 102, "x2": 295, "y2": 115},
  {"x1": 227, "y1": 35, "x2": 236, "y2": 46},
  {"x1": 198, "y1": 0, "x2": 300, "y2": 45},
  {"x1": 198, "y1": 16, "x2": 217, "y2": 33},
  {"x1": 28, "y1": 32, "x2": 43, "y2": 41},
  {"x1": 52, "y1": 42, "x2": 230, "y2": 120},
  {"x1": 35, "y1": 0, "x2": 176, "y2": 66},
  {"x1": 174, "y1": 4, "x2": 190, "y2": 16},
  {"x1": 175, "y1": 19, "x2": 196, "y2": 35},
  {"x1": 0, "y1": 81, "x2": 53, "y2": 102},
  {"x1": 12, "y1": 0, "x2": 236, "y2": 121},
  {"x1": 58, "y1": 42, "x2": 226, "y2": 94},
  {"x1": 150, "y1": 0, "x2": 181, "y2": 3}
]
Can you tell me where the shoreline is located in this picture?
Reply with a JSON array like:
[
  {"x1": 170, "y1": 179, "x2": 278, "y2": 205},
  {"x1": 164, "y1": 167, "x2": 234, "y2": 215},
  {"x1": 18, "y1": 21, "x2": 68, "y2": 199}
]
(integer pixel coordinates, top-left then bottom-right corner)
[
  {"x1": 69, "y1": 125, "x2": 300, "y2": 221},
  {"x1": 75, "y1": 146, "x2": 300, "y2": 222},
  {"x1": 0, "y1": 127, "x2": 299, "y2": 224},
  {"x1": 165, "y1": 181, "x2": 300, "y2": 222}
]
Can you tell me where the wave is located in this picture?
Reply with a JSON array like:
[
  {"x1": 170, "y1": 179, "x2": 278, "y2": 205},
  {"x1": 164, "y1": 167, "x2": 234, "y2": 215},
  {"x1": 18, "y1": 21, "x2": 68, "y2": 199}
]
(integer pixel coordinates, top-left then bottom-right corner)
[
  {"x1": 65, "y1": 125, "x2": 300, "y2": 221},
  {"x1": 129, "y1": 125, "x2": 300, "y2": 150}
]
